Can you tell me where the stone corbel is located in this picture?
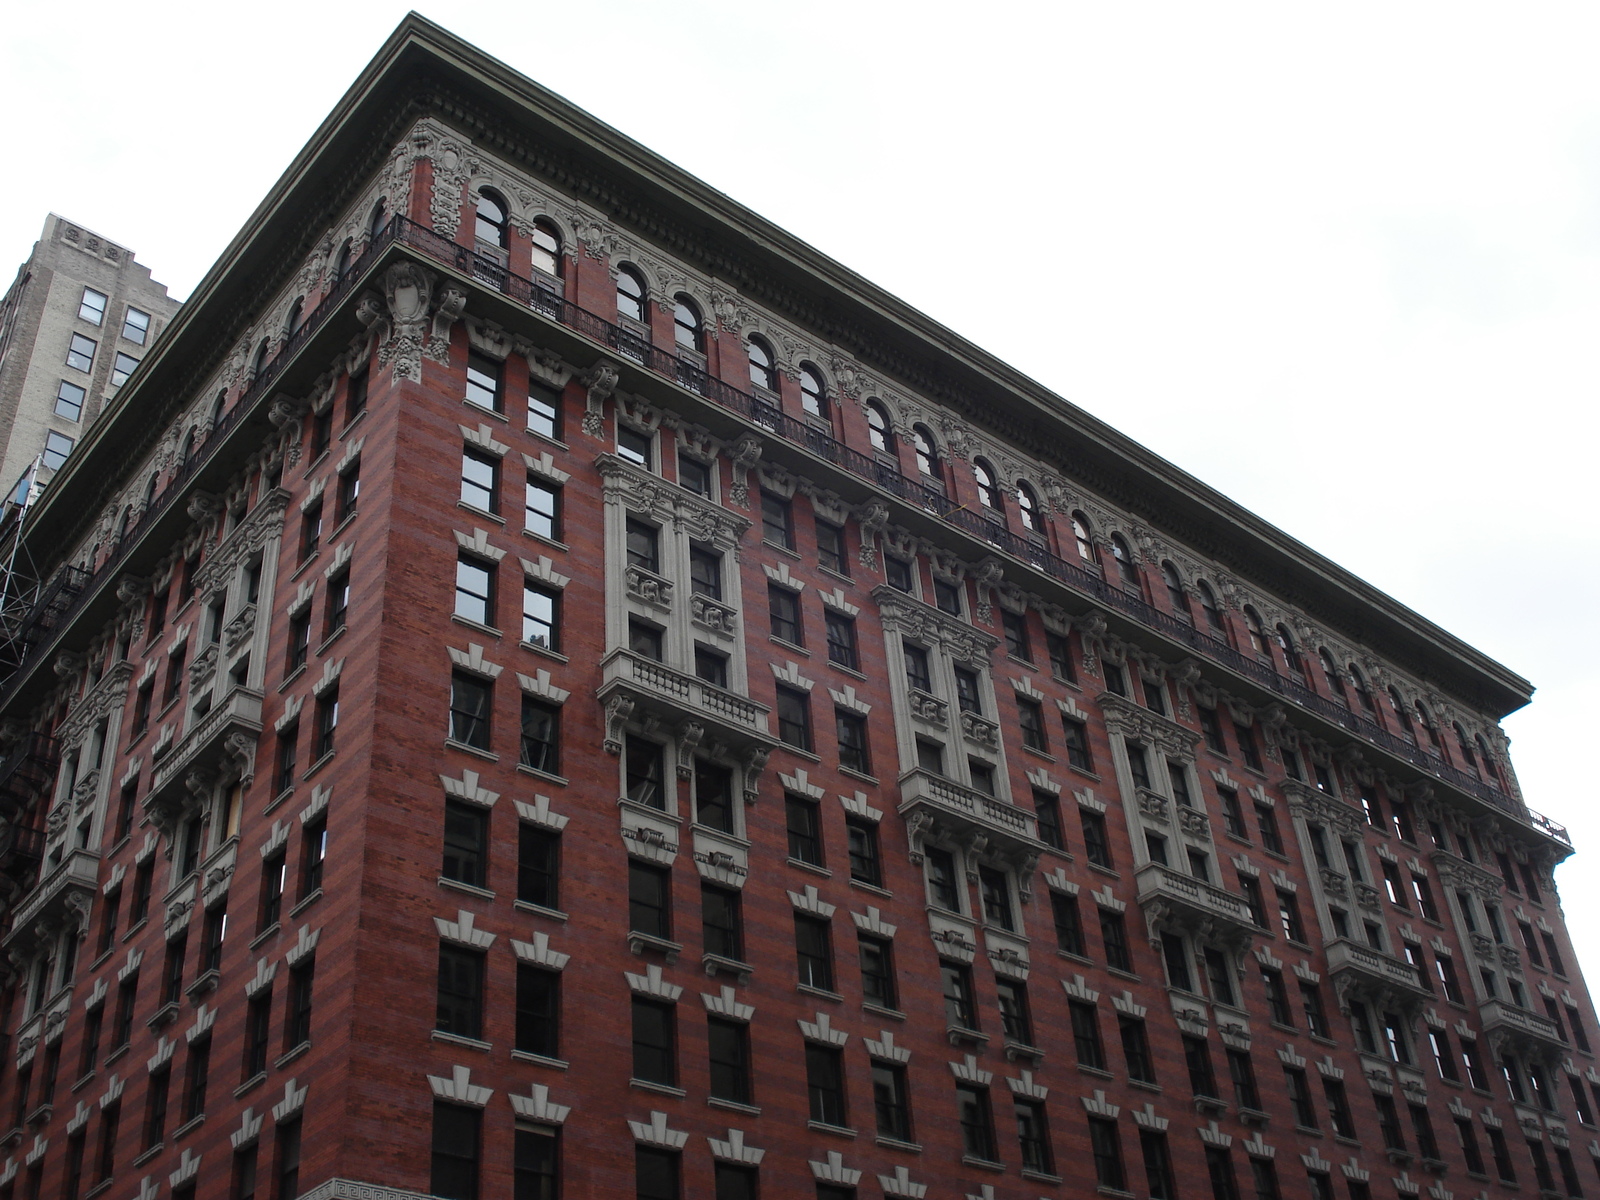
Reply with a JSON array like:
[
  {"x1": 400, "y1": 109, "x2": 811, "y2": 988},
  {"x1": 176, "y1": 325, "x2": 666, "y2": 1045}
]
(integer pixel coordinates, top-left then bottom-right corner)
[
  {"x1": 727, "y1": 436, "x2": 763, "y2": 508},
  {"x1": 580, "y1": 360, "x2": 621, "y2": 438}
]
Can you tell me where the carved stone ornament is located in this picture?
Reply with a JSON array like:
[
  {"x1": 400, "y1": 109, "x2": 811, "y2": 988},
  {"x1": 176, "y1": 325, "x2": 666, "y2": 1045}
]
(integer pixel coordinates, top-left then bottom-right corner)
[{"x1": 581, "y1": 360, "x2": 621, "y2": 437}]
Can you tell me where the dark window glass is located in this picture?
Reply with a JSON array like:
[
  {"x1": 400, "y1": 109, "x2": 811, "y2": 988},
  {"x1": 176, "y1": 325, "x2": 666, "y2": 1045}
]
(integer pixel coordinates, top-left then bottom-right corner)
[
  {"x1": 776, "y1": 687, "x2": 812, "y2": 751},
  {"x1": 1081, "y1": 809, "x2": 1112, "y2": 867},
  {"x1": 702, "y1": 885, "x2": 743, "y2": 962},
  {"x1": 872, "y1": 1061, "x2": 911, "y2": 1142},
  {"x1": 430, "y1": 1102, "x2": 480, "y2": 1200},
  {"x1": 1142, "y1": 1129, "x2": 1178, "y2": 1200},
  {"x1": 1070, "y1": 1000, "x2": 1105, "y2": 1070},
  {"x1": 836, "y1": 710, "x2": 870, "y2": 775},
  {"x1": 1053, "y1": 892, "x2": 1086, "y2": 956},
  {"x1": 1018, "y1": 699, "x2": 1047, "y2": 751},
  {"x1": 1063, "y1": 719, "x2": 1093, "y2": 772},
  {"x1": 942, "y1": 961, "x2": 978, "y2": 1031},
  {"x1": 515, "y1": 965, "x2": 559, "y2": 1059},
  {"x1": 628, "y1": 862, "x2": 671, "y2": 940},
  {"x1": 846, "y1": 818, "x2": 880, "y2": 886},
  {"x1": 518, "y1": 825, "x2": 559, "y2": 909},
  {"x1": 1089, "y1": 1115, "x2": 1126, "y2": 1191},
  {"x1": 1001, "y1": 610, "x2": 1031, "y2": 661},
  {"x1": 1120, "y1": 1015, "x2": 1156, "y2": 1083},
  {"x1": 769, "y1": 585, "x2": 803, "y2": 645},
  {"x1": 795, "y1": 914, "x2": 834, "y2": 991},
  {"x1": 817, "y1": 521, "x2": 848, "y2": 575},
  {"x1": 786, "y1": 796, "x2": 823, "y2": 865},
  {"x1": 825, "y1": 612, "x2": 859, "y2": 671},
  {"x1": 436, "y1": 946, "x2": 484, "y2": 1040},
  {"x1": 760, "y1": 492, "x2": 793, "y2": 548},
  {"x1": 631, "y1": 999, "x2": 675, "y2": 1086},
  {"x1": 450, "y1": 672, "x2": 493, "y2": 750},
  {"x1": 442, "y1": 800, "x2": 487, "y2": 889},
  {"x1": 625, "y1": 738, "x2": 667, "y2": 808},
  {"x1": 806, "y1": 1044, "x2": 846, "y2": 1127},
  {"x1": 926, "y1": 848, "x2": 961, "y2": 911},
  {"x1": 514, "y1": 1127, "x2": 558, "y2": 1200},
  {"x1": 957, "y1": 1085, "x2": 998, "y2": 1162},
  {"x1": 859, "y1": 935, "x2": 897, "y2": 1010},
  {"x1": 707, "y1": 1017, "x2": 750, "y2": 1105},
  {"x1": 997, "y1": 979, "x2": 1034, "y2": 1046}
]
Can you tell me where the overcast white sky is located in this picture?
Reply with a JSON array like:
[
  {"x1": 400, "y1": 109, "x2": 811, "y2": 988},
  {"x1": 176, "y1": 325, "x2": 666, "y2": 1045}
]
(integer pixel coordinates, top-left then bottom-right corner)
[{"x1": 5, "y1": 2, "x2": 1598, "y2": 970}]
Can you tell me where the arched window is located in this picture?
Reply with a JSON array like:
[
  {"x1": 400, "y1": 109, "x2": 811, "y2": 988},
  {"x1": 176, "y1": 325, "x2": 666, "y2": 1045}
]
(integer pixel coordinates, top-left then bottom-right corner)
[
  {"x1": 673, "y1": 295, "x2": 704, "y2": 353},
  {"x1": 800, "y1": 364, "x2": 828, "y2": 417},
  {"x1": 1071, "y1": 512, "x2": 1095, "y2": 563},
  {"x1": 1275, "y1": 624, "x2": 1303, "y2": 674},
  {"x1": 1110, "y1": 535, "x2": 1139, "y2": 590},
  {"x1": 866, "y1": 401, "x2": 895, "y2": 453},
  {"x1": 475, "y1": 190, "x2": 509, "y2": 248},
  {"x1": 211, "y1": 390, "x2": 227, "y2": 426},
  {"x1": 284, "y1": 298, "x2": 304, "y2": 337},
  {"x1": 1197, "y1": 580, "x2": 1225, "y2": 633},
  {"x1": 616, "y1": 266, "x2": 647, "y2": 322},
  {"x1": 142, "y1": 472, "x2": 159, "y2": 510},
  {"x1": 747, "y1": 337, "x2": 776, "y2": 392},
  {"x1": 249, "y1": 340, "x2": 270, "y2": 381},
  {"x1": 333, "y1": 239, "x2": 352, "y2": 280},
  {"x1": 1348, "y1": 663, "x2": 1376, "y2": 713},
  {"x1": 1162, "y1": 562, "x2": 1191, "y2": 620},
  {"x1": 912, "y1": 425, "x2": 940, "y2": 477},
  {"x1": 1475, "y1": 734, "x2": 1500, "y2": 785},
  {"x1": 1453, "y1": 724, "x2": 1479, "y2": 776},
  {"x1": 367, "y1": 199, "x2": 388, "y2": 241},
  {"x1": 1319, "y1": 650, "x2": 1346, "y2": 701},
  {"x1": 180, "y1": 426, "x2": 197, "y2": 465},
  {"x1": 531, "y1": 220, "x2": 562, "y2": 277},
  {"x1": 1414, "y1": 701, "x2": 1440, "y2": 749},
  {"x1": 973, "y1": 458, "x2": 1001, "y2": 510},
  {"x1": 1388, "y1": 688, "x2": 1416, "y2": 742},
  {"x1": 1243, "y1": 607, "x2": 1267, "y2": 655},
  {"x1": 116, "y1": 506, "x2": 132, "y2": 542},
  {"x1": 1016, "y1": 482, "x2": 1041, "y2": 531}
]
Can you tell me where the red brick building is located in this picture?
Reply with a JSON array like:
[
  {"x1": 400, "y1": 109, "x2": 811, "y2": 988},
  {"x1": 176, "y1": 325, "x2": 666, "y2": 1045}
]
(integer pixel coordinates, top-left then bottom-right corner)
[{"x1": 0, "y1": 15, "x2": 1589, "y2": 1200}]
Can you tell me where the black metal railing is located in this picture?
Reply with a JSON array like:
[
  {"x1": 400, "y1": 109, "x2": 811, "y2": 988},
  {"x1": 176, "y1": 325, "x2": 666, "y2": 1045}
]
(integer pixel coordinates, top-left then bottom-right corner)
[
  {"x1": 0, "y1": 732, "x2": 59, "y2": 815},
  {"x1": 0, "y1": 214, "x2": 1560, "y2": 842}
]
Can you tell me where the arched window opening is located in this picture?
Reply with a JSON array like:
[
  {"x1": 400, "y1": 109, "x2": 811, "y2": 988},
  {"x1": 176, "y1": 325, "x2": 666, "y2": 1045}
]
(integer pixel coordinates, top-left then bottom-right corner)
[
  {"x1": 1388, "y1": 688, "x2": 1416, "y2": 742},
  {"x1": 1162, "y1": 562, "x2": 1191, "y2": 620},
  {"x1": 1475, "y1": 735, "x2": 1501, "y2": 784},
  {"x1": 181, "y1": 426, "x2": 197, "y2": 465},
  {"x1": 1414, "y1": 701, "x2": 1440, "y2": 749},
  {"x1": 249, "y1": 340, "x2": 270, "y2": 381},
  {"x1": 142, "y1": 472, "x2": 159, "y2": 510},
  {"x1": 531, "y1": 219, "x2": 563, "y2": 277},
  {"x1": 866, "y1": 401, "x2": 894, "y2": 454},
  {"x1": 973, "y1": 459, "x2": 1001, "y2": 510},
  {"x1": 1319, "y1": 650, "x2": 1346, "y2": 701},
  {"x1": 1197, "y1": 580, "x2": 1225, "y2": 633},
  {"x1": 616, "y1": 266, "x2": 647, "y2": 323},
  {"x1": 285, "y1": 297, "x2": 304, "y2": 337},
  {"x1": 1243, "y1": 607, "x2": 1267, "y2": 656},
  {"x1": 800, "y1": 364, "x2": 828, "y2": 418},
  {"x1": 367, "y1": 199, "x2": 388, "y2": 241},
  {"x1": 475, "y1": 190, "x2": 509, "y2": 248},
  {"x1": 1453, "y1": 724, "x2": 1479, "y2": 776},
  {"x1": 1071, "y1": 512, "x2": 1096, "y2": 564},
  {"x1": 211, "y1": 389, "x2": 228, "y2": 427},
  {"x1": 1016, "y1": 482, "x2": 1041, "y2": 532},
  {"x1": 747, "y1": 337, "x2": 776, "y2": 392},
  {"x1": 333, "y1": 239, "x2": 352, "y2": 280},
  {"x1": 1275, "y1": 624, "x2": 1303, "y2": 674},
  {"x1": 912, "y1": 425, "x2": 940, "y2": 477},
  {"x1": 1110, "y1": 534, "x2": 1139, "y2": 590},
  {"x1": 116, "y1": 506, "x2": 132, "y2": 542},
  {"x1": 673, "y1": 295, "x2": 704, "y2": 353},
  {"x1": 1348, "y1": 663, "x2": 1376, "y2": 713}
]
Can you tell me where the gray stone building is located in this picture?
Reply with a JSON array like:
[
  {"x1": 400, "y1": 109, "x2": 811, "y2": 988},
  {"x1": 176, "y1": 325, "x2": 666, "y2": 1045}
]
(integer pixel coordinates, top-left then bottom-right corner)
[{"x1": 0, "y1": 214, "x2": 178, "y2": 504}]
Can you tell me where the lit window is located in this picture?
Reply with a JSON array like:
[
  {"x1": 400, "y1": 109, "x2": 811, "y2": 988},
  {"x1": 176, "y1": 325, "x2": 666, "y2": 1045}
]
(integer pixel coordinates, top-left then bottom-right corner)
[{"x1": 79, "y1": 288, "x2": 108, "y2": 325}]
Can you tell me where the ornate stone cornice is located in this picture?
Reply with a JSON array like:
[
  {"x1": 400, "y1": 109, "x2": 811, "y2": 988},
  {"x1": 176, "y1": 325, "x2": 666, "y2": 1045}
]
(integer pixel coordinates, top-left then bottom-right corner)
[
  {"x1": 869, "y1": 586, "x2": 999, "y2": 667},
  {"x1": 1097, "y1": 693, "x2": 1201, "y2": 761}
]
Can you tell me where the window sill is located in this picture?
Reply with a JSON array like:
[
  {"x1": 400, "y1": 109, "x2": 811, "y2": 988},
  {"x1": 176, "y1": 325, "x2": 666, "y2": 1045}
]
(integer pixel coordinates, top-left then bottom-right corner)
[
  {"x1": 132, "y1": 1145, "x2": 164, "y2": 1167},
  {"x1": 520, "y1": 641, "x2": 569, "y2": 664},
  {"x1": 172, "y1": 1114, "x2": 204, "y2": 1142},
  {"x1": 450, "y1": 615, "x2": 502, "y2": 640},
  {"x1": 104, "y1": 1045, "x2": 130, "y2": 1068},
  {"x1": 1105, "y1": 968, "x2": 1141, "y2": 983},
  {"x1": 786, "y1": 858, "x2": 831, "y2": 878},
  {"x1": 863, "y1": 1003, "x2": 906, "y2": 1022},
  {"x1": 513, "y1": 901, "x2": 568, "y2": 922},
  {"x1": 875, "y1": 1136, "x2": 921, "y2": 1153},
  {"x1": 289, "y1": 889, "x2": 322, "y2": 919},
  {"x1": 817, "y1": 565, "x2": 854, "y2": 588},
  {"x1": 71, "y1": 1070, "x2": 97, "y2": 1094},
  {"x1": 777, "y1": 743, "x2": 823, "y2": 763},
  {"x1": 462, "y1": 399, "x2": 508, "y2": 422},
  {"x1": 762, "y1": 539, "x2": 802, "y2": 559},
  {"x1": 84, "y1": 1181, "x2": 113, "y2": 1200},
  {"x1": 234, "y1": 1073, "x2": 267, "y2": 1099},
  {"x1": 629, "y1": 1079, "x2": 686, "y2": 1098},
  {"x1": 1129, "y1": 1079, "x2": 1163, "y2": 1093},
  {"x1": 263, "y1": 786, "x2": 296, "y2": 816},
  {"x1": 521, "y1": 529, "x2": 569, "y2": 552},
  {"x1": 444, "y1": 739, "x2": 498, "y2": 763},
  {"x1": 147, "y1": 1000, "x2": 181, "y2": 1029},
  {"x1": 708, "y1": 1098, "x2": 761, "y2": 1116},
  {"x1": 627, "y1": 932, "x2": 682, "y2": 962},
  {"x1": 250, "y1": 923, "x2": 282, "y2": 950},
  {"x1": 947, "y1": 1025, "x2": 989, "y2": 1047},
  {"x1": 457, "y1": 501, "x2": 505, "y2": 527},
  {"x1": 525, "y1": 430, "x2": 569, "y2": 453},
  {"x1": 1095, "y1": 1189, "x2": 1135, "y2": 1199},
  {"x1": 276, "y1": 1041, "x2": 313, "y2": 1068},
  {"x1": 186, "y1": 969, "x2": 220, "y2": 1000},
  {"x1": 768, "y1": 636, "x2": 809, "y2": 657},
  {"x1": 826, "y1": 660, "x2": 868, "y2": 683},
  {"x1": 1021, "y1": 746, "x2": 1055, "y2": 762},
  {"x1": 1057, "y1": 950, "x2": 1095, "y2": 966},
  {"x1": 798, "y1": 984, "x2": 845, "y2": 1003},
  {"x1": 122, "y1": 918, "x2": 149, "y2": 944},
  {"x1": 703, "y1": 954, "x2": 753, "y2": 984},
  {"x1": 838, "y1": 766, "x2": 878, "y2": 786},
  {"x1": 515, "y1": 764, "x2": 568, "y2": 786},
  {"x1": 278, "y1": 664, "x2": 307, "y2": 693},
  {"x1": 962, "y1": 1156, "x2": 1007, "y2": 1173},
  {"x1": 288, "y1": 552, "x2": 321, "y2": 582},
  {"x1": 848, "y1": 879, "x2": 892, "y2": 899},
  {"x1": 1086, "y1": 863, "x2": 1120, "y2": 878},
  {"x1": 301, "y1": 750, "x2": 336, "y2": 781},
  {"x1": 438, "y1": 877, "x2": 495, "y2": 901},
  {"x1": 510, "y1": 1051, "x2": 568, "y2": 1070},
  {"x1": 1077, "y1": 1065, "x2": 1116, "y2": 1080},
  {"x1": 1023, "y1": 1170, "x2": 1064, "y2": 1185},
  {"x1": 806, "y1": 1121, "x2": 855, "y2": 1138}
]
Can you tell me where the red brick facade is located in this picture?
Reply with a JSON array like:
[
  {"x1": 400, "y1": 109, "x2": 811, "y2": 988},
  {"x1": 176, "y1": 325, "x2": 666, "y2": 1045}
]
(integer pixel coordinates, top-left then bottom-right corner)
[{"x1": 0, "y1": 17, "x2": 1590, "y2": 1200}]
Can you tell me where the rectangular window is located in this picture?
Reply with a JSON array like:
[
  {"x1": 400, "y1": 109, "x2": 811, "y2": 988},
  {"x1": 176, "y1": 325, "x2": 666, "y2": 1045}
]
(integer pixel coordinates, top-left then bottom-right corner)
[
  {"x1": 957, "y1": 1084, "x2": 999, "y2": 1163},
  {"x1": 678, "y1": 455, "x2": 711, "y2": 498},
  {"x1": 824, "y1": 612, "x2": 859, "y2": 671},
  {"x1": 1205, "y1": 946, "x2": 1235, "y2": 1005},
  {"x1": 1374, "y1": 1094, "x2": 1406, "y2": 1151},
  {"x1": 1410, "y1": 1105, "x2": 1441, "y2": 1162},
  {"x1": 465, "y1": 353, "x2": 502, "y2": 413},
  {"x1": 455, "y1": 555, "x2": 495, "y2": 626},
  {"x1": 776, "y1": 686, "x2": 812, "y2": 751},
  {"x1": 1227, "y1": 1049, "x2": 1261, "y2": 1110},
  {"x1": 1047, "y1": 630, "x2": 1077, "y2": 682},
  {"x1": 1234, "y1": 723, "x2": 1263, "y2": 771},
  {"x1": 313, "y1": 686, "x2": 339, "y2": 762},
  {"x1": 806, "y1": 1043, "x2": 847, "y2": 1127},
  {"x1": 527, "y1": 381, "x2": 561, "y2": 440},
  {"x1": 617, "y1": 425, "x2": 653, "y2": 468},
  {"x1": 42, "y1": 431, "x2": 74, "y2": 470},
  {"x1": 786, "y1": 795, "x2": 823, "y2": 865},
  {"x1": 1034, "y1": 790, "x2": 1064, "y2": 851},
  {"x1": 1062, "y1": 718, "x2": 1093, "y2": 771},
  {"x1": 524, "y1": 478, "x2": 560, "y2": 539},
  {"x1": 1262, "y1": 968, "x2": 1292, "y2": 1025},
  {"x1": 1018, "y1": 698, "x2": 1048, "y2": 751},
  {"x1": 795, "y1": 914, "x2": 835, "y2": 991},
  {"x1": 1089, "y1": 1115, "x2": 1126, "y2": 1191},
  {"x1": 1286, "y1": 1066, "x2": 1318, "y2": 1128},
  {"x1": 430, "y1": 1101, "x2": 480, "y2": 1200},
  {"x1": 846, "y1": 818, "x2": 880, "y2": 886},
  {"x1": 243, "y1": 991, "x2": 271, "y2": 1081},
  {"x1": 514, "y1": 964, "x2": 559, "y2": 1059},
  {"x1": 695, "y1": 645, "x2": 728, "y2": 688},
  {"x1": 628, "y1": 862, "x2": 671, "y2": 940},
  {"x1": 299, "y1": 500, "x2": 323, "y2": 564},
  {"x1": 323, "y1": 568, "x2": 351, "y2": 641},
  {"x1": 435, "y1": 946, "x2": 483, "y2": 1040},
  {"x1": 1070, "y1": 1000, "x2": 1105, "y2": 1070},
  {"x1": 707, "y1": 1016, "x2": 751, "y2": 1105},
  {"x1": 1206, "y1": 1147, "x2": 1240, "y2": 1200},
  {"x1": 112, "y1": 975, "x2": 138, "y2": 1049},
  {"x1": 885, "y1": 555, "x2": 914, "y2": 592},
  {"x1": 79, "y1": 288, "x2": 107, "y2": 325},
  {"x1": 1184, "y1": 1034, "x2": 1219, "y2": 1098},
  {"x1": 55, "y1": 379, "x2": 86, "y2": 421},
  {"x1": 1001, "y1": 610, "x2": 1031, "y2": 661},
  {"x1": 520, "y1": 698, "x2": 560, "y2": 776},
  {"x1": 700, "y1": 883, "x2": 744, "y2": 963},
  {"x1": 1277, "y1": 890, "x2": 1306, "y2": 943},
  {"x1": 66, "y1": 333, "x2": 96, "y2": 373},
  {"x1": 768, "y1": 585, "x2": 803, "y2": 645},
  {"x1": 1249, "y1": 1158, "x2": 1282, "y2": 1200},
  {"x1": 1487, "y1": 1126, "x2": 1516, "y2": 1182},
  {"x1": 942, "y1": 960, "x2": 979, "y2": 1031},
  {"x1": 693, "y1": 760, "x2": 734, "y2": 833},
  {"x1": 441, "y1": 800, "x2": 488, "y2": 889},
  {"x1": 1100, "y1": 909, "x2": 1132, "y2": 972},
  {"x1": 760, "y1": 492, "x2": 793, "y2": 548},
  {"x1": 996, "y1": 978, "x2": 1033, "y2": 1046},
  {"x1": 1141, "y1": 1129, "x2": 1177, "y2": 1200},
  {"x1": 1120, "y1": 1014, "x2": 1156, "y2": 1083},
  {"x1": 459, "y1": 449, "x2": 499, "y2": 513},
  {"x1": 122, "y1": 306, "x2": 150, "y2": 344},
  {"x1": 513, "y1": 823, "x2": 558, "y2": 910},
  {"x1": 933, "y1": 578, "x2": 963, "y2": 616},
  {"x1": 926, "y1": 848, "x2": 961, "y2": 911},
  {"x1": 635, "y1": 1147, "x2": 679, "y2": 1200},
  {"x1": 631, "y1": 997, "x2": 675, "y2": 1085},
  {"x1": 449, "y1": 672, "x2": 492, "y2": 750},
  {"x1": 903, "y1": 643, "x2": 933, "y2": 693},
  {"x1": 1081, "y1": 809, "x2": 1112, "y2": 867},
  {"x1": 625, "y1": 737, "x2": 666, "y2": 809},
  {"x1": 520, "y1": 582, "x2": 559, "y2": 650},
  {"x1": 182, "y1": 1037, "x2": 210, "y2": 1123},
  {"x1": 979, "y1": 866, "x2": 1015, "y2": 931},
  {"x1": 628, "y1": 618, "x2": 664, "y2": 661},
  {"x1": 162, "y1": 935, "x2": 187, "y2": 1005},
  {"x1": 817, "y1": 521, "x2": 849, "y2": 575},
  {"x1": 143, "y1": 1068, "x2": 170, "y2": 1149},
  {"x1": 1053, "y1": 891, "x2": 1086, "y2": 956},
  {"x1": 834, "y1": 710, "x2": 871, "y2": 775},
  {"x1": 858, "y1": 933, "x2": 897, "y2": 1010},
  {"x1": 688, "y1": 546, "x2": 722, "y2": 599},
  {"x1": 872, "y1": 1061, "x2": 912, "y2": 1142}
]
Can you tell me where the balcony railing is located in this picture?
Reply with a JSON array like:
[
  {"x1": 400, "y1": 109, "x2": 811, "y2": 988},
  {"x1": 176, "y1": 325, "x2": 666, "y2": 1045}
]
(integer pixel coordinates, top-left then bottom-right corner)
[
  {"x1": 1323, "y1": 937, "x2": 1430, "y2": 998},
  {"x1": 148, "y1": 686, "x2": 265, "y2": 799},
  {"x1": 896, "y1": 767, "x2": 1041, "y2": 853},
  {"x1": 598, "y1": 649, "x2": 771, "y2": 739},
  {"x1": 0, "y1": 213, "x2": 1559, "y2": 845},
  {"x1": 1135, "y1": 861, "x2": 1256, "y2": 930},
  {"x1": 1478, "y1": 997, "x2": 1566, "y2": 1051},
  {"x1": 0, "y1": 733, "x2": 59, "y2": 817}
]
